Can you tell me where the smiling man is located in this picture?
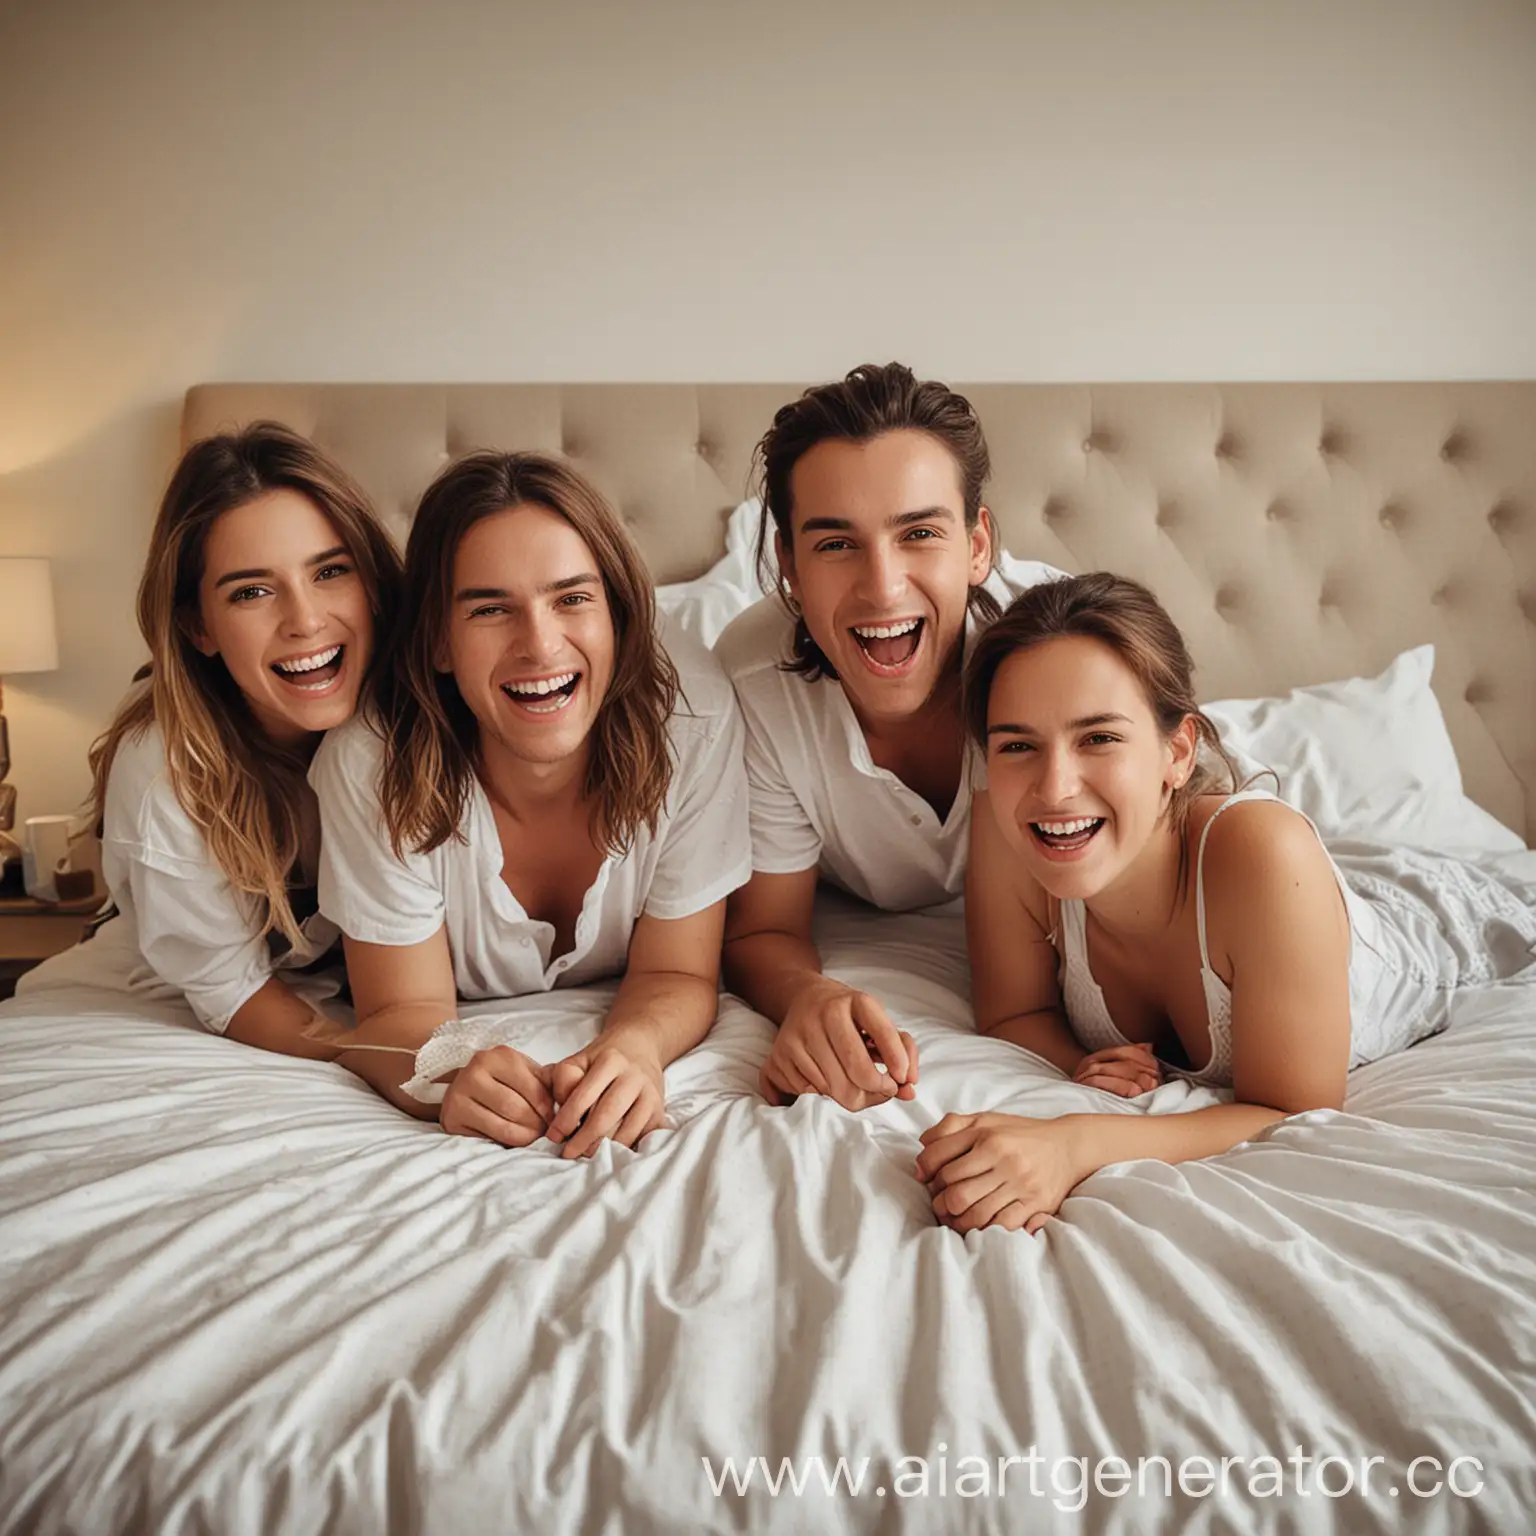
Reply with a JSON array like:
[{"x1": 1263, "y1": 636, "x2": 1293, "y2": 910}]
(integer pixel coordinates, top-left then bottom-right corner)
[
  {"x1": 716, "y1": 364, "x2": 1058, "y2": 1112},
  {"x1": 310, "y1": 451, "x2": 751, "y2": 1156}
]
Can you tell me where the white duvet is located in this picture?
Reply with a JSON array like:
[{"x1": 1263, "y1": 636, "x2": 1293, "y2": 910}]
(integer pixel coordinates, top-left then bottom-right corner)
[{"x1": 2, "y1": 891, "x2": 1535, "y2": 1536}]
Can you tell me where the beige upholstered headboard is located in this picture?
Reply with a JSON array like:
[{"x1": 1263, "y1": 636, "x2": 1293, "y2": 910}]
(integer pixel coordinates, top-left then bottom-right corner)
[{"x1": 184, "y1": 384, "x2": 1536, "y2": 841}]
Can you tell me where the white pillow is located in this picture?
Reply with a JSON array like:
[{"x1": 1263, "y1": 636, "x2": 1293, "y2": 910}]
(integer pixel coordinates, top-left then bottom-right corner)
[
  {"x1": 1204, "y1": 646, "x2": 1524, "y2": 858},
  {"x1": 658, "y1": 537, "x2": 1521, "y2": 860},
  {"x1": 655, "y1": 500, "x2": 768, "y2": 647}
]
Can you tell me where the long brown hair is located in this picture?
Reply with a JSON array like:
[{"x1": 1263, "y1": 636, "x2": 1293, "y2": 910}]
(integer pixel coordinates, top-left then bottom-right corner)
[
  {"x1": 751, "y1": 362, "x2": 1000, "y2": 680},
  {"x1": 374, "y1": 451, "x2": 679, "y2": 859},
  {"x1": 90, "y1": 422, "x2": 401, "y2": 944},
  {"x1": 964, "y1": 572, "x2": 1242, "y2": 844}
]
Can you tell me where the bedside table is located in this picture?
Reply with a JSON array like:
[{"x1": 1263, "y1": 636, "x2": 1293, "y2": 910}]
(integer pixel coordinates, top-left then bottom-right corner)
[{"x1": 0, "y1": 892, "x2": 103, "y2": 1001}]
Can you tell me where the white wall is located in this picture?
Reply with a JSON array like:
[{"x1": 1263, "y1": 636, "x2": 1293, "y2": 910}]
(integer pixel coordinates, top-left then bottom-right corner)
[{"x1": 2, "y1": 0, "x2": 1534, "y2": 821}]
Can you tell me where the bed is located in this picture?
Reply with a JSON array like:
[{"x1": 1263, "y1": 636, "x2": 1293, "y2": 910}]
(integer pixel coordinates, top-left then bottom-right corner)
[{"x1": 2, "y1": 383, "x2": 1534, "y2": 1535}]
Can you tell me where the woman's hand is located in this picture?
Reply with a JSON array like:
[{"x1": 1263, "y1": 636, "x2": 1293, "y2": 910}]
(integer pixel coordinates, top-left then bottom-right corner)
[
  {"x1": 1072, "y1": 1041, "x2": 1162, "y2": 1098},
  {"x1": 915, "y1": 1112, "x2": 1089, "y2": 1236},
  {"x1": 440, "y1": 1046, "x2": 555, "y2": 1147},
  {"x1": 547, "y1": 1037, "x2": 667, "y2": 1158}
]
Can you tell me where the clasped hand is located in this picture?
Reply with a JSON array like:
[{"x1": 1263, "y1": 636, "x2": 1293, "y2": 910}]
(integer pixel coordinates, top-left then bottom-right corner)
[
  {"x1": 1072, "y1": 1040, "x2": 1162, "y2": 1097},
  {"x1": 440, "y1": 1038, "x2": 666, "y2": 1157},
  {"x1": 915, "y1": 1113, "x2": 1087, "y2": 1236}
]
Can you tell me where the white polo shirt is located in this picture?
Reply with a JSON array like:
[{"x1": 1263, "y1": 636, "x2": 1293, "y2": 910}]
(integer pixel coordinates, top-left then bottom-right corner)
[
  {"x1": 712, "y1": 560, "x2": 1063, "y2": 912},
  {"x1": 16, "y1": 721, "x2": 339, "y2": 1031},
  {"x1": 311, "y1": 623, "x2": 752, "y2": 1000}
]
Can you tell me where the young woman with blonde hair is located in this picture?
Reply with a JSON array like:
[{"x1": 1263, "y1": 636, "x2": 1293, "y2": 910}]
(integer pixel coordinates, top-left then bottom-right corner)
[
  {"x1": 18, "y1": 423, "x2": 401, "y2": 1056},
  {"x1": 311, "y1": 450, "x2": 751, "y2": 1155},
  {"x1": 918, "y1": 573, "x2": 1536, "y2": 1234}
]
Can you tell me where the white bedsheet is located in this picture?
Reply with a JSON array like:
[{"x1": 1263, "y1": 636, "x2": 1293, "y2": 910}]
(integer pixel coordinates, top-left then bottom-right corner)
[{"x1": 2, "y1": 895, "x2": 1534, "y2": 1535}]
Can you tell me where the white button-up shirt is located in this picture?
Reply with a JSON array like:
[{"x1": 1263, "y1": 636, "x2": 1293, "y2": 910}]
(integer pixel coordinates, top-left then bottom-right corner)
[
  {"x1": 311, "y1": 625, "x2": 752, "y2": 1000},
  {"x1": 18, "y1": 721, "x2": 338, "y2": 1031},
  {"x1": 713, "y1": 561, "x2": 1062, "y2": 911}
]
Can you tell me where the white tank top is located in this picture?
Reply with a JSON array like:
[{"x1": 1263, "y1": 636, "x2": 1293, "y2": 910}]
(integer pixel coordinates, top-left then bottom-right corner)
[{"x1": 1056, "y1": 789, "x2": 1536, "y2": 1089}]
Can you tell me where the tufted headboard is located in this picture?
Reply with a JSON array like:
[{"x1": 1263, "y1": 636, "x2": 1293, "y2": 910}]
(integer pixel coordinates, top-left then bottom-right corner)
[{"x1": 183, "y1": 383, "x2": 1536, "y2": 841}]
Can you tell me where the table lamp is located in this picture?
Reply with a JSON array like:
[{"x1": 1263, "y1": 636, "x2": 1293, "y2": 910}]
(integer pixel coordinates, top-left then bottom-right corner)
[{"x1": 0, "y1": 558, "x2": 60, "y2": 868}]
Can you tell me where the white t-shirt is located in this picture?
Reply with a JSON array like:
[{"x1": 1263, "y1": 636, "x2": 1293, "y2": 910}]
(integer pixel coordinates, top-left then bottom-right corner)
[
  {"x1": 16, "y1": 721, "x2": 339, "y2": 1032},
  {"x1": 311, "y1": 624, "x2": 752, "y2": 1000},
  {"x1": 712, "y1": 562, "x2": 1062, "y2": 912}
]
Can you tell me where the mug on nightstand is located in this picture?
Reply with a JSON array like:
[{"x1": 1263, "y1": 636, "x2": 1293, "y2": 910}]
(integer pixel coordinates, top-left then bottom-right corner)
[{"x1": 22, "y1": 815, "x2": 75, "y2": 902}]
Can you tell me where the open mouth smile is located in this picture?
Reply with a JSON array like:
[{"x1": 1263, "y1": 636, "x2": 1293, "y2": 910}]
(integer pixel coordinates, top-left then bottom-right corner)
[
  {"x1": 271, "y1": 644, "x2": 345, "y2": 693},
  {"x1": 849, "y1": 617, "x2": 924, "y2": 676},
  {"x1": 501, "y1": 671, "x2": 581, "y2": 716},
  {"x1": 1029, "y1": 816, "x2": 1106, "y2": 860}
]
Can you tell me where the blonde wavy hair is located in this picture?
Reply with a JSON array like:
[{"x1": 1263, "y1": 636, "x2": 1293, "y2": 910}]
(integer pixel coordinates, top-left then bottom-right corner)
[
  {"x1": 89, "y1": 422, "x2": 401, "y2": 944},
  {"x1": 373, "y1": 451, "x2": 679, "y2": 860}
]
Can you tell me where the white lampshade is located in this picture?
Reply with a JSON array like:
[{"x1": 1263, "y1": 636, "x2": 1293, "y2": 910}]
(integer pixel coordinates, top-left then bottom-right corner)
[{"x1": 0, "y1": 558, "x2": 60, "y2": 675}]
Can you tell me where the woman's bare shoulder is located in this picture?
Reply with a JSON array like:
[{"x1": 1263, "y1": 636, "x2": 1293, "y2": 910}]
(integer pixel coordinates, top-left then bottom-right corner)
[
  {"x1": 1192, "y1": 794, "x2": 1324, "y2": 869},
  {"x1": 1194, "y1": 795, "x2": 1342, "y2": 935}
]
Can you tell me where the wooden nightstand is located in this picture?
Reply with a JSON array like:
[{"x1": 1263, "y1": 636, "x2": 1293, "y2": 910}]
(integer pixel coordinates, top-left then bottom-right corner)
[{"x1": 0, "y1": 891, "x2": 103, "y2": 1001}]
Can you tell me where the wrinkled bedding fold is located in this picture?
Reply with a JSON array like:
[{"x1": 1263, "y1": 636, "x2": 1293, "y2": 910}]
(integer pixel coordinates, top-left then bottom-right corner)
[{"x1": 2, "y1": 901, "x2": 1534, "y2": 1534}]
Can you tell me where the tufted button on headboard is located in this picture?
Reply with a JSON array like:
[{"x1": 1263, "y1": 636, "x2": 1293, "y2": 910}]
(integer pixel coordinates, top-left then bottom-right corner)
[{"x1": 184, "y1": 382, "x2": 1536, "y2": 840}]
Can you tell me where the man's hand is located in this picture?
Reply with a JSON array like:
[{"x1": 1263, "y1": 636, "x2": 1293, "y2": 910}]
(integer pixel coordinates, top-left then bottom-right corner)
[
  {"x1": 440, "y1": 1046, "x2": 555, "y2": 1147},
  {"x1": 760, "y1": 978, "x2": 918, "y2": 1111},
  {"x1": 547, "y1": 1037, "x2": 667, "y2": 1159},
  {"x1": 1072, "y1": 1041, "x2": 1162, "y2": 1098}
]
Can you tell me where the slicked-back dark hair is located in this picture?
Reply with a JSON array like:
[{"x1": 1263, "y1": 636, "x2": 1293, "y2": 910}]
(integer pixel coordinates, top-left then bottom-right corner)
[{"x1": 751, "y1": 362, "x2": 999, "y2": 680}]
